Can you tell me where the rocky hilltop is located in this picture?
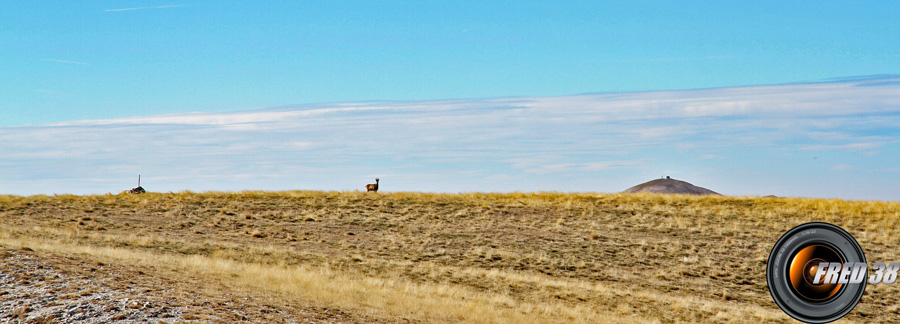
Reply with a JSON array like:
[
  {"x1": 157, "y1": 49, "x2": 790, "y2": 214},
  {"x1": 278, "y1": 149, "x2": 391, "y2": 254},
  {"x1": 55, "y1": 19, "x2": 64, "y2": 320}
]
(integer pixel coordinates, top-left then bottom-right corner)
[{"x1": 623, "y1": 178, "x2": 720, "y2": 195}]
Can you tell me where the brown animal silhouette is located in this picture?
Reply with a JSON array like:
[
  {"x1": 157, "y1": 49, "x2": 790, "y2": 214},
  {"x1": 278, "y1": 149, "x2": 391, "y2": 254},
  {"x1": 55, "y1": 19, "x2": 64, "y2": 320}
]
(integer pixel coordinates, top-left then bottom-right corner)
[{"x1": 366, "y1": 178, "x2": 379, "y2": 192}]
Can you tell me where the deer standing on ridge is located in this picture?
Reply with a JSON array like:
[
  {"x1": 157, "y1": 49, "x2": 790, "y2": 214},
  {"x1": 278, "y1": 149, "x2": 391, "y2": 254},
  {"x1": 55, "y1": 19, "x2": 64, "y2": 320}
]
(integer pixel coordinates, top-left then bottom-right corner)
[{"x1": 366, "y1": 178, "x2": 379, "y2": 192}]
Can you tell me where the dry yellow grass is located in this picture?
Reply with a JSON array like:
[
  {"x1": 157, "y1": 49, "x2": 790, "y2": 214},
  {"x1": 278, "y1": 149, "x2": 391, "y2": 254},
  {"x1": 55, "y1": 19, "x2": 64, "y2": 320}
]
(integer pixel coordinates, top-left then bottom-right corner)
[{"x1": 2, "y1": 191, "x2": 900, "y2": 323}]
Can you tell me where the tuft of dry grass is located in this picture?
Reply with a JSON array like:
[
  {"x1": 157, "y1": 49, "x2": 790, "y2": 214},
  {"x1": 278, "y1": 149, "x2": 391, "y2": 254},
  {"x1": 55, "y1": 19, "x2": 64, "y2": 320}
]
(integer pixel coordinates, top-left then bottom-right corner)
[{"x1": 3, "y1": 191, "x2": 900, "y2": 323}]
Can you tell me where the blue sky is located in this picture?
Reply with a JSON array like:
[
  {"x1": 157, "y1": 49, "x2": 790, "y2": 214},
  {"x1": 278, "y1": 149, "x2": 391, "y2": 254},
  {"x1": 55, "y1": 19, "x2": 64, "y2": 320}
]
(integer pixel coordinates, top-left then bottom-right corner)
[
  {"x1": 4, "y1": 1, "x2": 899, "y2": 125},
  {"x1": 2, "y1": 2, "x2": 900, "y2": 199}
]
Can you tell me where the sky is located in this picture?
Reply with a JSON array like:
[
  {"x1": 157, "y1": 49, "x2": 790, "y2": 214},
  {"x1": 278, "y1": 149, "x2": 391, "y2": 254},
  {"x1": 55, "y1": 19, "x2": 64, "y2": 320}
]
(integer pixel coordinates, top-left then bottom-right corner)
[{"x1": 2, "y1": 2, "x2": 900, "y2": 199}]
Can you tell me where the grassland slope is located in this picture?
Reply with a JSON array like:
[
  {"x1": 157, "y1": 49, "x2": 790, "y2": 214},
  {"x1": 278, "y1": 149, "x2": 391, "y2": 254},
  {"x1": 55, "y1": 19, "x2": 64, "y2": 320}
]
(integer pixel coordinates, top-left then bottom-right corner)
[{"x1": 2, "y1": 191, "x2": 900, "y2": 323}]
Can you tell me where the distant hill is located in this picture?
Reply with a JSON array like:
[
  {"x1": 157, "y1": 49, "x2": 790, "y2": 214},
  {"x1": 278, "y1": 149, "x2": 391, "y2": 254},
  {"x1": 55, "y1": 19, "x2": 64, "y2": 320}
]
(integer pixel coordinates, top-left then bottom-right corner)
[{"x1": 623, "y1": 178, "x2": 720, "y2": 195}]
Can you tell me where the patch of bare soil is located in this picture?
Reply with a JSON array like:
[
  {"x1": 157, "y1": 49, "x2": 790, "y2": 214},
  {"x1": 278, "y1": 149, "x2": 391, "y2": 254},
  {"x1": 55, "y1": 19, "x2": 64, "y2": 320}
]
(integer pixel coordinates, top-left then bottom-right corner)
[{"x1": 0, "y1": 248, "x2": 409, "y2": 323}]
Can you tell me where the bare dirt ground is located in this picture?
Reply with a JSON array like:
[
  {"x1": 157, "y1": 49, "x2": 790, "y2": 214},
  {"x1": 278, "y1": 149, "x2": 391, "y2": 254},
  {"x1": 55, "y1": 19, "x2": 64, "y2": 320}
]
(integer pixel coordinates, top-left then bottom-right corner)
[
  {"x1": 0, "y1": 248, "x2": 408, "y2": 323},
  {"x1": 1, "y1": 248, "x2": 185, "y2": 323}
]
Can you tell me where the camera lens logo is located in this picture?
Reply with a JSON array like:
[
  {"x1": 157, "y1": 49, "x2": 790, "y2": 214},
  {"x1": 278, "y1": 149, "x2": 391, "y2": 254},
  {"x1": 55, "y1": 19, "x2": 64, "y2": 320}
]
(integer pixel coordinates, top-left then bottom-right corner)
[{"x1": 767, "y1": 222, "x2": 867, "y2": 323}]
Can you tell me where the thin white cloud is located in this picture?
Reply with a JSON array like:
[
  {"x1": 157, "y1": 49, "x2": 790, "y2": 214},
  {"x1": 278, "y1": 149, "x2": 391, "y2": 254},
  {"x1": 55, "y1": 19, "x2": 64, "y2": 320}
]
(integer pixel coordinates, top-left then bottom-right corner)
[
  {"x1": 105, "y1": 4, "x2": 191, "y2": 12},
  {"x1": 584, "y1": 56, "x2": 748, "y2": 64},
  {"x1": 45, "y1": 106, "x2": 396, "y2": 127},
  {"x1": 41, "y1": 58, "x2": 90, "y2": 65},
  {"x1": 801, "y1": 142, "x2": 885, "y2": 151},
  {"x1": 523, "y1": 161, "x2": 648, "y2": 174},
  {"x1": 34, "y1": 89, "x2": 74, "y2": 97},
  {"x1": 831, "y1": 164, "x2": 854, "y2": 171}
]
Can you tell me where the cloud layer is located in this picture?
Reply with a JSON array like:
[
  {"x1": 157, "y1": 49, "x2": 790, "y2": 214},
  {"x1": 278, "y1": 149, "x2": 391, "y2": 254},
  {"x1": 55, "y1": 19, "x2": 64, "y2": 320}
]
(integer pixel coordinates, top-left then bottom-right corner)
[
  {"x1": 104, "y1": 4, "x2": 192, "y2": 12},
  {"x1": 3, "y1": 77, "x2": 900, "y2": 199}
]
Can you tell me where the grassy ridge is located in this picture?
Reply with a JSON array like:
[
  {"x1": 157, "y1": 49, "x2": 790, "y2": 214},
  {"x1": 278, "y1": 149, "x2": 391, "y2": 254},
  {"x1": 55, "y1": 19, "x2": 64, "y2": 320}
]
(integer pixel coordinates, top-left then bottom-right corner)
[{"x1": 2, "y1": 191, "x2": 900, "y2": 323}]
